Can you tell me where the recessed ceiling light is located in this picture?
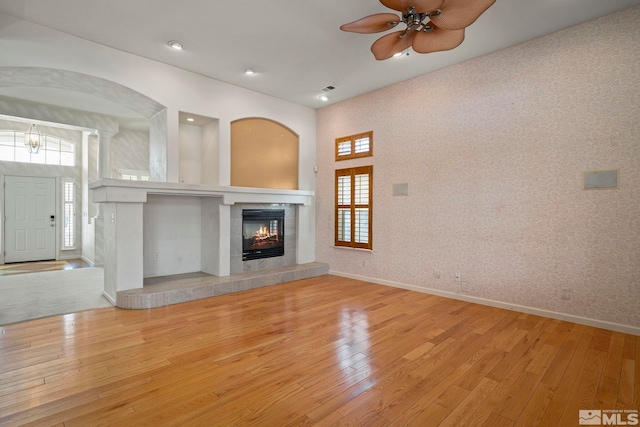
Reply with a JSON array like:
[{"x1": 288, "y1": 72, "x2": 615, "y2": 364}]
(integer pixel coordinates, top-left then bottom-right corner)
[
  {"x1": 244, "y1": 68, "x2": 255, "y2": 75},
  {"x1": 168, "y1": 40, "x2": 184, "y2": 50},
  {"x1": 319, "y1": 95, "x2": 328, "y2": 102},
  {"x1": 187, "y1": 117, "x2": 194, "y2": 122}
]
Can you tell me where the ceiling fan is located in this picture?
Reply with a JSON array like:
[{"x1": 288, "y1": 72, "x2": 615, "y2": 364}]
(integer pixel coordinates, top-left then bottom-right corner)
[{"x1": 340, "y1": 0, "x2": 496, "y2": 60}]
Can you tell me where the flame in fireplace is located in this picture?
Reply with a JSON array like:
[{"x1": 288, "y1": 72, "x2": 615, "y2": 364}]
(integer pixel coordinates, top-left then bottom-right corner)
[{"x1": 253, "y1": 226, "x2": 278, "y2": 241}]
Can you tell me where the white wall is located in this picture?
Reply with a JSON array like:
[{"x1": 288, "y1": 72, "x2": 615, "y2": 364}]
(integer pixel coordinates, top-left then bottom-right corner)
[
  {"x1": 143, "y1": 195, "x2": 202, "y2": 278},
  {"x1": 201, "y1": 121, "x2": 220, "y2": 186},
  {"x1": 0, "y1": 13, "x2": 317, "y2": 266},
  {"x1": 178, "y1": 123, "x2": 202, "y2": 184},
  {"x1": 0, "y1": 13, "x2": 317, "y2": 191},
  {"x1": 111, "y1": 128, "x2": 149, "y2": 179}
]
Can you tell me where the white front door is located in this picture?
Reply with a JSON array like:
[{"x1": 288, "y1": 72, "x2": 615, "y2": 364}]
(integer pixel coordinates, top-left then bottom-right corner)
[{"x1": 4, "y1": 176, "x2": 56, "y2": 263}]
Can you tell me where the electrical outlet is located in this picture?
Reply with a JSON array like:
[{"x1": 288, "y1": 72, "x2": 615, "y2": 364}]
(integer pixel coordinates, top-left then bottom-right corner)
[
  {"x1": 455, "y1": 272, "x2": 461, "y2": 282},
  {"x1": 363, "y1": 260, "x2": 368, "y2": 267},
  {"x1": 460, "y1": 282, "x2": 470, "y2": 294},
  {"x1": 433, "y1": 270, "x2": 442, "y2": 279},
  {"x1": 561, "y1": 288, "x2": 570, "y2": 300},
  {"x1": 154, "y1": 253, "x2": 159, "y2": 261}
]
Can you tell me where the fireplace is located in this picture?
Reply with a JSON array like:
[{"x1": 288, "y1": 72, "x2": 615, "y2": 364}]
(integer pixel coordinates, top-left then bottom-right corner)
[{"x1": 242, "y1": 209, "x2": 285, "y2": 261}]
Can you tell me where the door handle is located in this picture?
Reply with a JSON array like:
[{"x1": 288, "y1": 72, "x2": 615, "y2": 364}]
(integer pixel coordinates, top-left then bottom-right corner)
[{"x1": 50, "y1": 215, "x2": 55, "y2": 222}]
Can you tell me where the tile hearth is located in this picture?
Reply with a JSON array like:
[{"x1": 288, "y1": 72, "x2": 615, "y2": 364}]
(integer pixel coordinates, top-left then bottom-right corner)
[{"x1": 116, "y1": 262, "x2": 329, "y2": 309}]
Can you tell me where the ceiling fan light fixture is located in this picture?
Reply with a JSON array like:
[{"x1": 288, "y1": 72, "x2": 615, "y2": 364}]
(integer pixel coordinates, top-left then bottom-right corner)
[
  {"x1": 167, "y1": 40, "x2": 184, "y2": 50},
  {"x1": 341, "y1": 0, "x2": 495, "y2": 60},
  {"x1": 393, "y1": 50, "x2": 408, "y2": 58}
]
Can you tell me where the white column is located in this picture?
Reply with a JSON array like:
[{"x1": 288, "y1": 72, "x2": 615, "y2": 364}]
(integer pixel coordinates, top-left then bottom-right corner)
[
  {"x1": 94, "y1": 130, "x2": 115, "y2": 267},
  {"x1": 97, "y1": 130, "x2": 115, "y2": 179},
  {"x1": 296, "y1": 203, "x2": 316, "y2": 264},
  {"x1": 102, "y1": 202, "x2": 144, "y2": 303},
  {"x1": 217, "y1": 203, "x2": 231, "y2": 276},
  {"x1": 80, "y1": 131, "x2": 95, "y2": 264}
]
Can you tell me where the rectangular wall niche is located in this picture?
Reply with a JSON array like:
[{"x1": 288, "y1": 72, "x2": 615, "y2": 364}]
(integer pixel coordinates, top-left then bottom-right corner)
[{"x1": 242, "y1": 209, "x2": 285, "y2": 261}]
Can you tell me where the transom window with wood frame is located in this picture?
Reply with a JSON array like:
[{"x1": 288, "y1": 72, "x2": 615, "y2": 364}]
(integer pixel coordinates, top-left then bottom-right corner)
[
  {"x1": 335, "y1": 131, "x2": 373, "y2": 161},
  {"x1": 335, "y1": 165, "x2": 373, "y2": 249}
]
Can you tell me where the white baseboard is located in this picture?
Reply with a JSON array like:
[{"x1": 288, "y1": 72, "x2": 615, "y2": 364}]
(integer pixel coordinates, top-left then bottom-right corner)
[
  {"x1": 80, "y1": 256, "x2": 95, "y2": 266},
  {"x1": 58, "y1": 253, "x2": 81, "y2": 261},
  {"x1": 102, "y1": 291, "x2": 116, "y2": 306},
  {"x1": 330, "y1": 270, "x2": 640, "y2": 337}
]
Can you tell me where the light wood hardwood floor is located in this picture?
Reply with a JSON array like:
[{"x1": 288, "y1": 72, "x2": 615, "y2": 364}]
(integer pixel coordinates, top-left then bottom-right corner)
[
  {"x1": 0, "y1": 259, "x2": 91, "y2": 276},
  {"x1": 0, "y1": 275, "x2": 638, "y2": 426}
]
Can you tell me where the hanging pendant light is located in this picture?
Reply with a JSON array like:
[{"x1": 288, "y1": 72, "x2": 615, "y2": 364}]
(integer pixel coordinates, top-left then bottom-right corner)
[{"x1": 26, "y1": 124, "x2": 41, "y2": 154}]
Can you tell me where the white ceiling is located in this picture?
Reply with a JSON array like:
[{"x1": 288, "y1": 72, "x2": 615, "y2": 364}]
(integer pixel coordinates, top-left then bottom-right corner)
[{"x1": 1, "y1": 0, "x2": 639, "y2": 115}]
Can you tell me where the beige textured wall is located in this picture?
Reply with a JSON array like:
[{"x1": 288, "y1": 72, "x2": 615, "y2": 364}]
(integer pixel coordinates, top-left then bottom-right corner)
[
  {"x1": 316, "y1": 7, "x2": 640, "y2": 328},
  {"x1": 231, "y1": 118, "x2": 299, "y2": 190}
]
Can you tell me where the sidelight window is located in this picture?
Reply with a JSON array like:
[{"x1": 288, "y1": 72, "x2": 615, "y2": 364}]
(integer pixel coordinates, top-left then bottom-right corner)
[{"x1": 62, "y1": 178, "x2": 76, "y2": 250}]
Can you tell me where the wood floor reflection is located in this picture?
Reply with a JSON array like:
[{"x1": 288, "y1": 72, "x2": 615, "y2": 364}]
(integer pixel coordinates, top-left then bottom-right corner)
[
  {"x1": 0, "y1": 275, "x2": 637, "y2": 426},
  {"x1": 0, "y1": 259, "x2": 91, "y2": 276}
]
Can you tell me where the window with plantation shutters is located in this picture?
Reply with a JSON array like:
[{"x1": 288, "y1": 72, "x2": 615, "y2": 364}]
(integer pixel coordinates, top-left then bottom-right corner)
[
  {"x1": 335, "y1": 165, "x2": 373, "y2": 249},
  {"x1": 335, "y1": 131, "x2": 372, "y2": 161}
]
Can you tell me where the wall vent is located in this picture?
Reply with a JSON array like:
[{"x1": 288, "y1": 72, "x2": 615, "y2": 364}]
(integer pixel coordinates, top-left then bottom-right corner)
[
  {"x1": 583, "y1": 169, "x2": 618, "y2": 189},
  {"x1": 393, "y1": 183, "x2": 409, "y2": 196}
]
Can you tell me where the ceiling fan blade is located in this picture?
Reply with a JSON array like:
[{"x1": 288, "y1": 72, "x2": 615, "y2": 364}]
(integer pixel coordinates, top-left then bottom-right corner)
[
  {"x1": 340, "y1": 13, "x2": 401, "y2": 33},
  {"x1": 412, "y1": 27, "x2": 465, "y2": 53},
  {"x1": 380, "y1": 0, "x2": 443, "y2": 13},
  {"x1": 371, "y1": 30, "x2": 417, "y2": 60},
  {"x1": 380, "y1": 0, "x2": 406, "y2": 12},
  {"x1": 428, "y1": 0, "x2": 496, "y2": 30}
]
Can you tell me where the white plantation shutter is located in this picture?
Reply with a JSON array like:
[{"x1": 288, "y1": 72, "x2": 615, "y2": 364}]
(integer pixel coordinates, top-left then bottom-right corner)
[
  {"x1": 335, "y1": 131, "x2": 372, "y2": 161},
  {"x1": 62, "y1": 179, "x2": 76, "y2": 249}
]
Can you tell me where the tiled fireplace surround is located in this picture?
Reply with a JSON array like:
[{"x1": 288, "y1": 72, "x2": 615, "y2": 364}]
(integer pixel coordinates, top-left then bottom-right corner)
[
  {"x1": 230, "y1": 204, "x2": 296, "y2": 274},
  {"x1": 90, "y1": 179, "x2": 327, "y2": 309}
]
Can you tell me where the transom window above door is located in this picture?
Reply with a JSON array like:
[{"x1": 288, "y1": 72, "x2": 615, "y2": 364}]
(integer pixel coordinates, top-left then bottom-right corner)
[{"x1": 0, "y1": 130, "x2": 75, "y2": 166}]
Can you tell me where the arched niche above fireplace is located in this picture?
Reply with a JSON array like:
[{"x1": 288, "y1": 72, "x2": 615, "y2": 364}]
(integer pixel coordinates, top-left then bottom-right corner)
[{"x1": 230, "y1": 117, "x2": 299, "y2": 190}]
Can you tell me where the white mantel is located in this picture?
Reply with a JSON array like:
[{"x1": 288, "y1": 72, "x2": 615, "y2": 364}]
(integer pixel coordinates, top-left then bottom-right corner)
[
  {"x1": 90, "y1": 179, "x2": 315, "y2": 205},
  {"x1": 89, "y1": 179, "x2": 315, "y2": 305}
]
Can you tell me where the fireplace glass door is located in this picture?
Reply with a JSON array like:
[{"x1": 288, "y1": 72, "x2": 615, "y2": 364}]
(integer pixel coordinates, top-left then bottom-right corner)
[{"x1": 242, "y1": 209, "x2": 285, "y2": 260}]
